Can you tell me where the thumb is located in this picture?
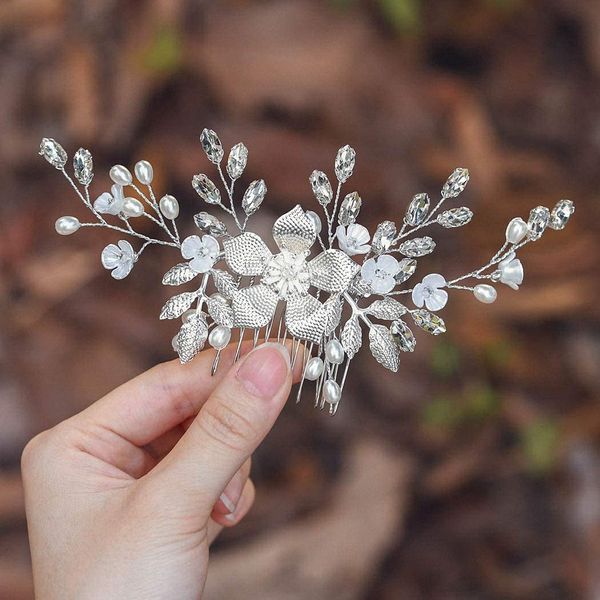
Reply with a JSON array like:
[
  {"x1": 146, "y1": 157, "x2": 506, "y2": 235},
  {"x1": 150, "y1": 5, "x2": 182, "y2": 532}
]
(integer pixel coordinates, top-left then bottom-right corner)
[{"x1": 149, "y1": 342, "x2": 291, "y2": 516}]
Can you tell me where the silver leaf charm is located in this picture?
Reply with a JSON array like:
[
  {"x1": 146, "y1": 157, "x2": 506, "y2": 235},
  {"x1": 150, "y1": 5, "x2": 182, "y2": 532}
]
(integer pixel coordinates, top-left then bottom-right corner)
[
  {"x1": 549, "y1": 199, "x2": 574, "y2": 230},
  {"x1": 390, "y1": 319, "x2": 416, "y2": 352},
  {"x1": 405, "y1": 193, "x2": 430, "y2": 226},
  {"x1": 372, "y1": 221, "x2": 397, "y2": 255},
  {"x1": 242, "y1": 179, "x2": 267, "y2": 216},
  {"x1": 437, "y1": 207, "x2": 473, "y2": 228},
  {"x1": 309, "y1": 250, "x2": 359, "y2": 293},
  {"x1": 368, "y1": 324, "x2": 400, "y2": 372},
  {"x1": 309, "y1": 170, "x2": 333, "y2": 206},
  {"x1": 192, "y1": 174, "x2": 221, "y2": 205},
  {"x1": 231, "y1": 284, "x2": 278, "y2": 328},
  {"x1": 73, "y1": 148, "x2": 93, "y2": 185},
  {"x1": 286, "y1": 295, "x2": 342, "y2": 344},
  {"x1": 272, "y1": 205, "x2": 317, "y2": 254},
  {"x1": 176, "y1": 313, "x2": 208, "y2": 363},
  {"x1": 411, "y1": 309, "x2": 446, "y2": 335},
  {"x1": 162, "y1": 263, "x2": 198, "y2": 286},
  {"x1": 160, "y1": 291, "x2": 198, "y2": 320},
  {"x1": 338, "y1": 192, "x2": 362, "y2": 226},
  {"x1": 39, "y1": 138, "x2": 67, "y2": 169},
  {"x1": 527, "y1": 206, "x2": 550, "y2": 240},
  {"x1": 441, "y1": 168, "x2": 469, "y2": 198},
  {"x1": 335, "y1": 145, "x2": 356, "y2": 183},
  {"x1": 207, "y1": 296, "x2": 234, "y2": 327},
  {"x1": 200, "y1": 128, "x2": 224, "y2": 164},
  {"x1": 211, "y1": 269, "x2": 239, "y2": 298},
  {"x1": 341, "y1": 316, "x2": 362, "y2": 358},
  {"x1": 227, "y1": 142, "x2": 248, "y2": 180},
  {"x1": 399, "y1": 236, "x2": 436, "y2": 257},
  {"x1": 365, "y1": 297, "x2": 407, "y2": 320},
  {"x1": 194, "y1": 212, "x2": 227, "y2": 236},
  {"x1": 224, "y1": 232, "x2": 272, "y2": 276}
]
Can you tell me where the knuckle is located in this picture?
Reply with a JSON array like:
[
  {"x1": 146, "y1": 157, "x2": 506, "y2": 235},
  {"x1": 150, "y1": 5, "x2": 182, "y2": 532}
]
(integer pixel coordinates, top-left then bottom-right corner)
[{"x1": 21, "y1": 430, "x2": 52, "y2": 475}]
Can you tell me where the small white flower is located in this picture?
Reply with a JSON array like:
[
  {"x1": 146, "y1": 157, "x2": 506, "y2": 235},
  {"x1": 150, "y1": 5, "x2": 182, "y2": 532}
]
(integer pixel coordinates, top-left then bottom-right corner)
[
  {"x1": 412, "y1": 273, "x2": 448, "y2": 311},
  {"x1": 181, "y1": 234, "x2": 219, "y2": 273},
  {"x1": 361, "y1": 255, "x2": 401, "y2": 294},
  {"x1": 497, "y1": 252, "x2": 524, "y2": 290},
  {"x1": 336, "y1": 224, "x2": 371, "y2": 256},
  {"x1": 101, "y1": 240, "x2": 136, "y2": 280},
  {"x1": 94, "y1": 184, "x2": 125, "y2": 215}
]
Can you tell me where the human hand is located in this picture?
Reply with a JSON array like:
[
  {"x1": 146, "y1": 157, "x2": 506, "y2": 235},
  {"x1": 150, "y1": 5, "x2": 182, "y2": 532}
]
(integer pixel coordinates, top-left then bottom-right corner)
[{"x1": 22, "y1": 341, "x2": 298, "y2": 599}]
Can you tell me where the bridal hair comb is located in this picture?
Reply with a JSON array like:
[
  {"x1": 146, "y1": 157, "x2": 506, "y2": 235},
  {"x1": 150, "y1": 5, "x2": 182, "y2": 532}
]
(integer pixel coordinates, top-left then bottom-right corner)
[{"x1": 40, "y1": 130, "x2": 575, "y2": 414}]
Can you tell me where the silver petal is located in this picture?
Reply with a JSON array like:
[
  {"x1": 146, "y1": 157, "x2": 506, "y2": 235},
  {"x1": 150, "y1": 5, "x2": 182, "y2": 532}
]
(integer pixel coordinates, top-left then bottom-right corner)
[
  {"x1": 272, "y1": 205, "x2": 317, "y2": 254},
  {"x1": 73, "y1": 148, "x2": 93, "y2": 185},
  {"x1": 308, "y1": 249, "x2": 359, "y2": 293},
  {"x1": 372, "y1": 221, "x2": 397, "y2": 255},
  {"x1": 405, "y1": 193, "x2": 430, "y2": 226},
  {"x1": 365, "y1": 297, "x2": 407, "y2": 320},
  {"x1": 390, "y1": 319, "x2": 416, "y2": 352},
  {"x1": 437, "y1": 207, "x2": 473, "y2": 228},
  {"x1": 39, "y1": 138, "x2": 67, "y2": 169},
  {"x1": 192, "y1": 174, "x2": 221, "y2": 204},
  {"x1": 309, "y1": 170, "x2": 333, "y2": 206},
  {"x1": 231, "y1": 284, "x2": 278, "y2": 328},
  {"x1": 411, "y1": 309, "x2": 446, "y2": 335},
  {"x1": 441, "y1": 168, "x2": 469, "y2": 198},
  {"x1": 549, "y1": 199, "x2": 574, "y2": 230},
  {"x1": 338, "y1": 192, "x2": 362, "y2": 226},
  {"x1": 335, "y1": 145, "x2": 356, "y2": 183},
  {"x1": 226, "y1": 142, "x2": 248, "y2": 180},
  {"x1": 368, "y1": 324, "x2": 400, "y2": 372},
  {"x1": 194, "y1": 212, "x2": 227, "y2": 236},
  {"x1": 399, "y1": 236, "x2": 436, "y2": 257},
  {"x1": 200, "y1": 128, "x2": 224, "y2": 164},
  {"x1": 242, "y1": 179, "x2": 267, "y2": 216},
  {"x1": 224, "y1": 232, "x2": 272, "y2": 276},
  {"x1": 176, "y1": 313, "x2": 208, "y2": 363},
  {"x1": 160, "y1": 291, "x2": 198, "y2": 320},
  {"x1": 285, "y1": 294, "x2": 342, "y2": 344},
  {"x1": 341, "y1": 316, "x2": 362, "y2": 358},
  {"x1": 162, "y1": 263, "x2": 198, "y2": 286}
]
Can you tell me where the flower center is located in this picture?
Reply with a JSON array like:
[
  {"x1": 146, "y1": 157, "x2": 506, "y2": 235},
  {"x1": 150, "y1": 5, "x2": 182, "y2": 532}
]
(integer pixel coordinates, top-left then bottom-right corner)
[{"x1": 262, "y1": 251, "x2": 310, "y2": 299}]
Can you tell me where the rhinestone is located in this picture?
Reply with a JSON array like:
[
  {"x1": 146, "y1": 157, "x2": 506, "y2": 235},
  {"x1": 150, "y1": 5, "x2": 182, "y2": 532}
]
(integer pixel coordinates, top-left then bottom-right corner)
[
  {"x1": 399, "y1": 236, "x2": 436, "y2": 257},
  {"x1": 192, "y1": 174, "x2": 221, "y2": 204},
  {"x1": 242, "y1": 179, "x2": 267, "y2": 216},
  {"x1": 226, "y1": 142, "x2": 248, "y2": 180},
  {"x1": 200, "y1": 128, "x2": 223, "y2": 164},
  {"x1": 338, "y1": 192, "x2": 362, "y2": 226},
  {"x1": 394, "y1": 258, "x2": 417, "y2": 284},
  {"x1": 194, "y1": 212, "x2": 227, "y2": 236},
  {"x1": 39, "y1": 138, "x2": 67, "y2": 169},
  {"x1": 549, "y1": 199, "x2": 574, "y2": 230},
  {"x1": 390, "y1": 320, "x2": 416, "y2": 352},
  {"x1": 527, "y1": 206, "x2": 550, "y2": 240},
  {"x1": 405, "y1": 193, "x2": 430, "y2": 226},
  {"x1": 441, "y1": 168, "x2": 469, "y2": 198},
  {"x1": 309, "y1": 170, "x2": 333, "y2": 206},
  {"x1": 437, "y1": 207, "x2": 473, "y2": 228},
  {"x1": 372, "y1": 221, "x2": 397, "y2": 254},
  {"x1": 73, "y1": 148, "x2": 93, "y2": 185},
  {"x1": 412, "y1": 309, "x2": 446, "y2": 335},
  {"x1": 335, "y1": 145, "x2": 356, "y2": 183}
]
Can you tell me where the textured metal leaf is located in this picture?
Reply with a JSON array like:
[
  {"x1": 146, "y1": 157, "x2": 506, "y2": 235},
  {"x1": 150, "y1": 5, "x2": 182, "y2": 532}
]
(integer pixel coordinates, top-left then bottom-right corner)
[
  {"x1": 341, "y1": 316, "x2": 362, "y2": 358},
  {"x1": 335, "y1": 145, "x2": 356, "y2": 183},
  {"x1": 231, "y1": 284, "x2": 278, "y2": 328},
  {"x1": 207, "y1": 297, "x2": 235, "y2": 327},
  {"x1": 390, "y1": 319, "x2": 416, "y2": 352},
  {"x1": 365, "y1": 297, "x2": 407, "y2": 320},
  {"x1": 211, "y1": 269, "x2": 239, "y2": 298},
  {"x1": 308, "y1": 249, "x2": 359, "y2": 293},
  {"x1": 162, "y1": 263, "x2": 198, "y2": 286},
  {"x1": 39, "y1": 138, "x2": 67, "y2": 169},
  {"x1": 159, "y1": 291, "x2": 197, "y2": 320},
  {"x1": 242, "y1": 179, "x2": 267, "y2": 216},
  {"x1": 368, "y1": 324, "x2": 400, "y2": 372},
  {"x1": 194, "y1": 212, "x2": 227, "y2": 236},
  {"x1": 200, "y1": 128, "x2": 224, "y2": 164},
  {"x1": 272, "y1": 205, "x2": 316, "y2": 254},
  {"x1": 192, "y1": 174, "x2": 221, "y2": 204},
  {"x1": 437, "y1": 207, "x2": 473, "y2": 228},
  {"x1": 309, "y1": 170, "x2": 333, "y2": 206},
  {"x1": 285, "y1": 294, "x2": 342, "y2": 344},
  {"x1": 176, "y1": 313, "x2": 208, "y2": 363},
  {"x1": 405, "y1": 193, "x2": 430, "y2": 226},
  {"x1": 441, "y1": 168, "x2": 469, "y2": 198},
  {"x1": 226, "y1": 142, "x2": 248, "y2": 180},
  {"x1": 399, "y1": 236, "x2": 436, "y2": 257},
  {"x1": 411, "y1": 309, "x2": 446, "y2": 335},
  {"x1": 224, "y1": 232, "x2": 272, "y2": 276},
  {"x1": 73, "y1": 148, "x2": 93, "y2": 185}
]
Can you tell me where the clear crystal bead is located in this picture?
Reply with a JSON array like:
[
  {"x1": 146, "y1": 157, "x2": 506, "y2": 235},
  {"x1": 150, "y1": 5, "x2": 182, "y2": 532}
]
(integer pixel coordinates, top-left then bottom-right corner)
[
  {"x1": 527, "y1": 206, "x2": 550, "y2": 240},
  {"x1": 437, "y1": 206, "x2": 473, "y2": 228},
  {"x1": 242, "y1": 179, "x2": 267, "y2": 216},
  {"x1": 335, "y1": 145, "x2": 356, "y2": 183},
  {"x1": 412, "y1": 309, "x2": 446, "y2": 335},
  {"x1": 194, "y1": 212, "x2": 227, "y2": 236},
  {"x1": 39, "y1": 138, "x2": 67, "y2": 169},
  {"x1": 394, "y1": 258, "x2": 417, "y2": 284},
  {"x1": 73, "y1": 148, "x2": 93, "y2": 185},
  {"x1": 200, "y1": 128, "x2": 224, "y2": 164},
  {"x1": 309, "y1": 170, "x2": 333, "y2": 206},
  {"x1": 399, "y1": 236, "x2": 436, "y2": 257},
  {"x1": 405, "y1": 193, "x2": 430, "y2": 226},
  {"x1": 192, "y1": 174, "x2": 221, "y2": 204},
  {"x1": 372, "y1": 221, "x2": 397, "y2": 254},
  {"x1": 441, "y1": 168, "x2": 469, "y2": 198},
  {"x1": 390, "y1": 320, "x2": 416, "y2": 352},
  {"x1": 227, "y1": 142, "x2": 248, "y2": 180},
  {"x1": 338, "y1": 192, "x2": 362, "y2": 226},
  {"x1": 549, "y1": 199, "x2": 574, "y2": 230}
]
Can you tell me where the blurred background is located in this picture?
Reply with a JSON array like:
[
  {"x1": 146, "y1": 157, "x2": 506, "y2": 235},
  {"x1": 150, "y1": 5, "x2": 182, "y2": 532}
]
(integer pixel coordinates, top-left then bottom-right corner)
[{"x1": 1, "y1": 0, "x2": 600, "y2": 598}]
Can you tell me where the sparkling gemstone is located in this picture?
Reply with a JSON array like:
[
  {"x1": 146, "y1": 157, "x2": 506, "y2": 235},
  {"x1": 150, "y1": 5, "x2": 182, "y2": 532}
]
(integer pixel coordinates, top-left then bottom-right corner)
[
  {"x1": 338, "y1": 192, "x2": 362, "y2": 226},
  {"x1": 527, "y1": 206, "x2": 550, "y2": 240},
  {"x1": 412, "y1": 309, "x2": 446, "y2": 335},
  {"x1": 394, "y1": 258, "x2": 417, "y2": 284},
  {"x1": 194, "y1": 212, "x2": 227, "y2": 236},
  {"x1": 372, "y1": 221, "x2": 397, "y2": 254},
  {"x1": 226, "y1": 142, "x2": 248, "y2": 180},
  {"x1": 192, "y1": 174, "x2": 221, "y2": 204},
  {"x1": 399, "y1": 236, "x2": 436, "y2": 257},
  {"x1": 437, "y1": 206, "x2": 473, "y2": 228},
  {"x1": 39, "y1": 138, "x2": 67, "y2": 169},
  {"x1": 242, "y1": 179, "x2": 267, "y2": 216},
  {"x1": 200, "y1": 128, "x2": 223, "y2": 164},
  {"x1": 73, "y1": 148, "x2": 93, "y2": 185},
  {"x1": 405, "y1": 193, "x2": 430, "y2": 226},
  {"x1": 335, "y1": 145, "x2": 356, "y2": 183},
  {"x1": 390, "y1": 320, "x2": 416, "y2": 352},
  {"x1": 441, "y1": 168, "x2": 469, "y2": 198},
  {"x1": 549, "y1": 199, "x2": 574, "y2": 230},
  {"x1": 309, "y1": 170, "x2": 333, "y2": 206}
]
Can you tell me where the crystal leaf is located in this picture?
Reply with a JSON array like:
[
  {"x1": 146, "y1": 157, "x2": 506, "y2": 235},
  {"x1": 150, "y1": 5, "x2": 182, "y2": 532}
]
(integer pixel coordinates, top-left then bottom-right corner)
[
  {"x1": 338, "y1": 192, "x2": 362, "y2": 226},
  {"x1": 437, "y1": 206, "x2": 473, "y2": 228},
  {"x1": 211, "y1": 269, "x2": 239, "y2": 298},
  {"x1": 395, "y1": 258, "x2": 417, "y2": 284},
  {"x1": 176, "y1": 313, "x2": 208, "y2": 363},
  {"x1": 207, "y1": 296, "x2": 235, "y2": 327},
  {"x1": 73, "y1": 148, "x2": 93, "y2": 185},
  {"x1": 200, "y1": 128, "x2": 224, "y2": 164},
  {"x1": 224, "y1": 232, "x2": 272, "y2": 276},
  {"x1": 441, "y1": 168, "x2": 469, "y2": 198},
  {"x1": 192, "y1": 174, "x2": 221, "y2": 205},
  {"x1": 405, "y1": 193, "x2": 430, "y2": 226},
  {"x1": 232, "y1": 284, "x2": 278, "y2": 328},
  {"x1": 341, "y1": 317, "x2": 362, "y2": 359},
  {"x1": 335, "y1": 145, "x2": 356, "y2": 183},
  {"x1": 194, "y1": 212, "x2": 227, "y2": 236},
  {"x1": 368, "y1": 324, "x2": 400, "y2": 372},
  {"x1": 527, "y1": 206, "x2": 550, "y2": 240},
  {"x1": 226, "y1": 142, "x2": 248, "y2": 180},
  {"x1": 39, "y1": 138, "x2": 67, "y2": 169},
  {"x1": 309, "y1": 170, "x2": 333, "y2": 206},
  {"x1": 242, "y1": 179, "x2": 267, "y2": 216},
  {"x1": 372, "y1": 221, "x2": 397, "y2": 255},
  {"x1": 549, "y1": 199, "x2": 574, "y2": 230},
  {"x1": 399, "y1": 236, "x2": 436, "y2": 257},
  {"x1": 365, "y1": 297, "x2": 407, "y2": 320},
  {"x1": 411, "y1": 309, "x2": 446, "y2": 335},
  {"x1": 160, "y1": 291, "x2": 198, "y2": 320},
  {"x1": 162, "y1": 263, "x2": 198, "y2": 286},
  {"x1": 390, "y1": 320, "x2": 416, "y2": 352}
]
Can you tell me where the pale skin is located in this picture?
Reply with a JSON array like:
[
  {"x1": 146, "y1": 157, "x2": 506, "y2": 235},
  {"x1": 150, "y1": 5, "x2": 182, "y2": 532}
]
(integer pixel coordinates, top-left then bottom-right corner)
[{"x1": 22, "y1": 341, "x2": 301, "y2": 599}]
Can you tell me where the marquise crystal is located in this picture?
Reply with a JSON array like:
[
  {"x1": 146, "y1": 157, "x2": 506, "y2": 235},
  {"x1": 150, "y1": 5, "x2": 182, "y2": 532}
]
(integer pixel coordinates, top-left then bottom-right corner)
[{"x1": 405, "y1": 193, "x2": 430, "y2": 226}]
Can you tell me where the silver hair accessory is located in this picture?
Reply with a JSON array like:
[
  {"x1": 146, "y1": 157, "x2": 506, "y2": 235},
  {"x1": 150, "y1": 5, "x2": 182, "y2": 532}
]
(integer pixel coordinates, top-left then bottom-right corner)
[{"x1": 41, "y1": 130, "x2": 575, "y2": 415}]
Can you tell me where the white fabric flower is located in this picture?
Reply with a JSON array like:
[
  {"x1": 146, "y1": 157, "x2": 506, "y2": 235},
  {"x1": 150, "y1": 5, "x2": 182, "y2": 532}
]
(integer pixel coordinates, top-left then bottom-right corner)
[
  {"x1": 101, "y1": 240, "x2": 136, "y2": 280},
  {"x1": 181, "y1": 234, "x2": 219, "y2": 273},
  {"x1": 412, "y1": 273, "x2": 448, "y2": 311},
  {"x1": 361, "y1": 255, "x2": 401, "y2": 294},
  {"x1": 336, "y1": 224, "x2": 371, "y2": 256},
  {"x1": 262, "y1": 249, "x2": 311, "y2": 297},
  {"x1": 498, "y1": 252, "x2": 523, "y2": 290},
  {"x1": 94, "y1": 184, "x2": 125, "y2": 215}
]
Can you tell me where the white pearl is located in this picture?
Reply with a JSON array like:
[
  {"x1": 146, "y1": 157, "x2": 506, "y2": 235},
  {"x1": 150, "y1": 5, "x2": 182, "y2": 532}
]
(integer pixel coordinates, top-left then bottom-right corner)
[
  {"x1": 325, "y1": 339, "x2": 344, "y2": 364},
  {"x1": 182, "y1": 309, "x2": 196, "y2": 323},
  {"x1": 159, "y1": 194, "x2": 179, "y2": 219},
  {"x1": 305, "y1": 210, "x2": 322, "y2": 234},
  {"x1": 171, "y1": 334, "x2": 179, "y2": 352},
  {"x1": 134, "y1": 160, "x2": 153, "y2": 185},
  {"x1": 122, "y1": 197, "x2": 144, "y2": 217},
  {"x1": 505, "y1": 217, "x2": 528, "y2": 244},
  {"x1": 473, "y1": 284, "x2": 497, "y2": 304},
  {"x1": 55, "y1": 216, "x2": 80, "y2": 235},
  {"x1": 109, "y1": 165, "x2": 132, "y2": 186},
  {"x1": 304, "y1": 357, "x2": 324, "y2": 381},
  {"x1": 209, "y1": 325, "x2": 231, "y2": 350},
  {"x1": 210, "y1": 292, "x2": 228, "y2": 305},
  {"x1": 323, "y1": 380, "x2": 341, "y2": 404}
]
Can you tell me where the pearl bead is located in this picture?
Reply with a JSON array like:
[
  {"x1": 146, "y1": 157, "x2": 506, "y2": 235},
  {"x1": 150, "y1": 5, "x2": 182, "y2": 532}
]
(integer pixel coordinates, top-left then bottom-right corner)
[
  {"x1": 304, "y1": 357, "x2": 324, "y2": 381},
  {"x1": 182, "y1": 309, "x2": 196, "y2": 323},
  {"x1": 210, "y1": 292, "x2": 228, "y2": 305},
  {"x1": 171, "y1": 334, "x2": 179, "y2": 352},
  {"x1": 505, "y1": 217, "x2": 528, "y2": 244},
  {"x1": 55, "y1": 216, "x2": 80, "y2": 235},
  {"x1": 473, "y1": 284, "x2": 497, "y2": 304},
  {"x1": 134, "y1": 160, "x2": 153, "y2": 185},
  {"x1": 109, "y1": 165, "x2": 132, "y2": 186},
  {"x1": 323, "y1": 380, "x2": 341, "y2": 404},
  {"x1": 305, "y1": 210, "x2": 322, "y2": 235},
  {"x1": 325, "y1": 339, "x2": 345, "y2": 364},
  {"x1": 209, "y1": 325, "x2": 231, "y2": 350},
  {"x1": 122, "y1": 197, "x2": 144, "y2": 217},
  {"x1": 159, "y1": 194, "x2": 180, "y2": 220}
]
